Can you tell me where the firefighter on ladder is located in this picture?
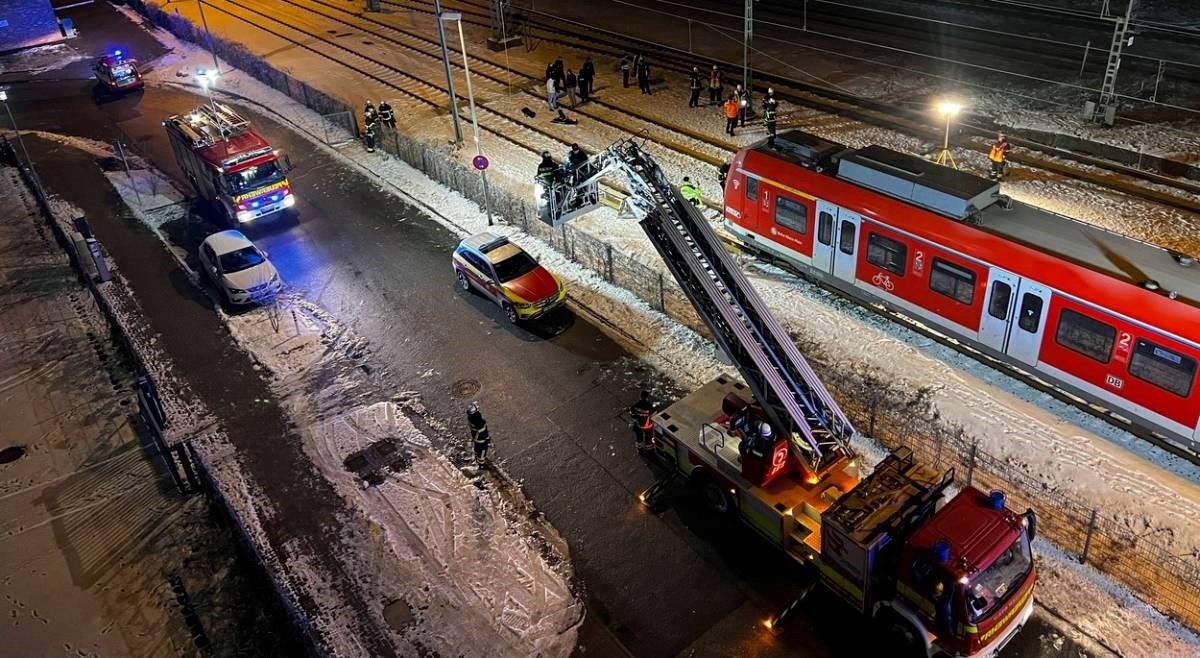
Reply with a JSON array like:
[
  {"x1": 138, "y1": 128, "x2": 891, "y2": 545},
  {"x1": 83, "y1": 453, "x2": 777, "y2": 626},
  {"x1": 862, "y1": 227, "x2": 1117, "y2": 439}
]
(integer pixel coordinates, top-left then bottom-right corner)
[
  {"x1": 988, "y1": 133, "x2": 1010, "y2": 181},
  {"x1": 630, "y1": 390, "x2": 656, "y2": 452}
]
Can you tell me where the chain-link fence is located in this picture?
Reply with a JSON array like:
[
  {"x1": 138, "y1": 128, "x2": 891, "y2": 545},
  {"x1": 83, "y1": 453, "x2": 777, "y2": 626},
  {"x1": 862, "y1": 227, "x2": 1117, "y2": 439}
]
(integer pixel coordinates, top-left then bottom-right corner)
[{"x1": 126, "y1": 0, "x2": 1200, "y2": 634}]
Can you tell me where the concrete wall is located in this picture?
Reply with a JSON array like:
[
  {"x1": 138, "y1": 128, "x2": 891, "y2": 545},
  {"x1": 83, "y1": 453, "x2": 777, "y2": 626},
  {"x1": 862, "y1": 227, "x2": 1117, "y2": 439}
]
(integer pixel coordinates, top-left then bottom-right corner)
[{"x1": 0, "y1": 0, "x2": 63, "y2": 54}]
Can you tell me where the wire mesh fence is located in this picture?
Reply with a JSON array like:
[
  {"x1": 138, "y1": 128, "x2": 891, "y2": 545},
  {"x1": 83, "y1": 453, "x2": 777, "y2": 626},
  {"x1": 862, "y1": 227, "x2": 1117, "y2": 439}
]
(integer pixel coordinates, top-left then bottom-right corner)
[{"x1": 126, "y1": 0, "x2": 1200, "y2": 634}]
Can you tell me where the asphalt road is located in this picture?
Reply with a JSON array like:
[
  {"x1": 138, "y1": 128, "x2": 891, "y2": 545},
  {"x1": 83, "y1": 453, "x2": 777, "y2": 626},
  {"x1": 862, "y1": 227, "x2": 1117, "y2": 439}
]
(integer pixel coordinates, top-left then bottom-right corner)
[{"x1": 5, "y1": 2, "x2": 1114, "y2": 656}]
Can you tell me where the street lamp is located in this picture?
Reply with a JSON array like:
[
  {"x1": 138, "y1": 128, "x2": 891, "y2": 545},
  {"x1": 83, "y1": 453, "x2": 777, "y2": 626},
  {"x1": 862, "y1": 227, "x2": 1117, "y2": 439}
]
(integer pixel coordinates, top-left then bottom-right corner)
[
  {"x1": 934, "y1": 100, "x2": 962, "y2": 169},
  {"x1": 195, "y1": 0, "x2": 221, "y2": 75},
  {"x1": 433, "y1": 0, "x2": 463, "y2": 144},
  {"x1": 443, "y1": 12, "x2": 494, "y2": 226},
  {"x1": 0, "y1": 91, "x2": 34, "y2": 175},
  {"x1": 196, "y1": 69, "x2": 220, "y2": 113}
]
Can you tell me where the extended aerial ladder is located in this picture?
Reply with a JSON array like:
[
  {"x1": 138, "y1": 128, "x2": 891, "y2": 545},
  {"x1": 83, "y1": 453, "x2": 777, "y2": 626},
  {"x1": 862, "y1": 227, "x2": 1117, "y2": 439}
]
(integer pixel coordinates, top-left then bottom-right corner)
[{"x1": 539, "y1": 139, "x2": 855, "y2": 477}]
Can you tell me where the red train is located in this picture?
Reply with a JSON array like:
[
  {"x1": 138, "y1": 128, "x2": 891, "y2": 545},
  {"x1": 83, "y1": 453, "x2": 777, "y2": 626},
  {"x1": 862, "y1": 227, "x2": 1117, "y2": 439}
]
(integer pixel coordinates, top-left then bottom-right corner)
[{"x1": 722, "y1": 130, "x2": 1200, "y2": 457}]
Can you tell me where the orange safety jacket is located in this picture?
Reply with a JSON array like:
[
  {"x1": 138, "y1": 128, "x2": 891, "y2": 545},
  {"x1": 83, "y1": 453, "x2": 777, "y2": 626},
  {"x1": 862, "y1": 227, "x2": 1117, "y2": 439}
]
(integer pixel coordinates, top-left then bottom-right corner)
[
  {"x1": 989, "y1": 140, "x2": 1010, "y2": 163},
  {"x1": 724, "y1": 100, "x2": 740, "y2": 119}
]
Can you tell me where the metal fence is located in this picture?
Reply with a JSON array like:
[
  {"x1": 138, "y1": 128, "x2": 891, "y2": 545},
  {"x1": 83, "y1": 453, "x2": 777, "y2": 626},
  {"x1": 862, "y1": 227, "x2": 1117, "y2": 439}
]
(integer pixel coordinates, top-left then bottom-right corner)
[{"x1": 125, "y1": 1, "x2": 1200, "y2": 635}]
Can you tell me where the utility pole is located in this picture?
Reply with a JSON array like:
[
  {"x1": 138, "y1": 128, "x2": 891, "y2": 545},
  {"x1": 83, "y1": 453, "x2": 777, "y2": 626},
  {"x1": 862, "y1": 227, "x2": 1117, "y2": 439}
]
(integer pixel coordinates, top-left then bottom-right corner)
[
  {"x1": 743, "y1": 0, "x2": 755, "y2": 116},
  {"x1": 195, "y1": 0, "x2": 220, "y2": 75},
  {"x1": 1094, "y1": 0, "x2": 1136, "y2": 126},
  {"x1": 432, "y1": 0, "x2": 463, "y2": 143},
  {"x1": 486, "y1": 0, "x2": 520, "y2": 51}
]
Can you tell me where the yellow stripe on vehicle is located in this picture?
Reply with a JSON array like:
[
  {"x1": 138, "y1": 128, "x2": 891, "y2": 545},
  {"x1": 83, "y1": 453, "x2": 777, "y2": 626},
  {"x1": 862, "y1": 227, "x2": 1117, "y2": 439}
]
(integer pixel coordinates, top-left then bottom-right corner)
[
  {"x1": 234, "y1": 178, "x2": 289, "y2": 202},
  {"x1": 813, "y1": 557, "x2": 866, "y2": 608},
  {"x1": 980, "y1": 583, "x2": 1033, "y2": 643},
  {"x1": 895, "y1": 581, "x2": 935, "y2": 617}
]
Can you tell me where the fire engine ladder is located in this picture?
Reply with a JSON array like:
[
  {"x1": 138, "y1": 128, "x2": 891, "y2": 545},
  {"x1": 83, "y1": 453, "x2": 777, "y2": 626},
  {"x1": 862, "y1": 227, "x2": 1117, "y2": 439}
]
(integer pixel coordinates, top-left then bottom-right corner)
[
  {"x1": 196, "y1": 102, "x2": 251, "y2": 139},
  {"x1": 548, "y1": 139, "x2": 856, "y2": 474}
]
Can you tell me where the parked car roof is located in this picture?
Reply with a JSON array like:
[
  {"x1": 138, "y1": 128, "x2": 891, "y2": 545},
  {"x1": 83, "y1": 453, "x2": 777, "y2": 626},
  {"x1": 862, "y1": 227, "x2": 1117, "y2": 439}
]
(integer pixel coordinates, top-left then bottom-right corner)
[{"x1": 203, "y1": 229, "x2": 254, "y2": 254}]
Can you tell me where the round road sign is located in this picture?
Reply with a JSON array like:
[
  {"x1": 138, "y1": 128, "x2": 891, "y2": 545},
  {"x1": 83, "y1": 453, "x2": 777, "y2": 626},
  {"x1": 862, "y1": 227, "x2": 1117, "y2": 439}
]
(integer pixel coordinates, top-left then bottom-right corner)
[{"x1": 472, "y1": 154, "x2": 489, "y2": 171}]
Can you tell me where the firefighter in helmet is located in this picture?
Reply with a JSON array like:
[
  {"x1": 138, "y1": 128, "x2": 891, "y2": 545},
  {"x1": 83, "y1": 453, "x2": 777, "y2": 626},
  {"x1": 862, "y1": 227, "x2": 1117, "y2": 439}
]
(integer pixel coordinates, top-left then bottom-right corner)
[
  {"x1": 467, "y1": 401, "x2": 491, "y2": 466},
  {"x1": 362, "y1": 101, "x2": 378, "y2": 153},
  {"x1": 988, "y1": 133, "x2": 1010, "y2": 181},
  {"x1": 378, "y1": 99, "x2": 395, "y2": 129},
  {"x1": 762, "y1": 88, "x2": 779, "y2": 145},
  {"x1": 630, "y1": 390, "x2": 656, "y2": 451}
]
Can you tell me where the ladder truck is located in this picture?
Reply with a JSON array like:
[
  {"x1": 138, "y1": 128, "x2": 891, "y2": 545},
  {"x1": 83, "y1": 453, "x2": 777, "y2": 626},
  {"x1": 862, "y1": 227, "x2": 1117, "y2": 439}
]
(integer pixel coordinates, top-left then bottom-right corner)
[
  {"x1": 163, "y1": 102, "x2": 295, "y2": 226},
  {"x1": 537, "y1": 139, "x2": 1037, "y2": 658}
]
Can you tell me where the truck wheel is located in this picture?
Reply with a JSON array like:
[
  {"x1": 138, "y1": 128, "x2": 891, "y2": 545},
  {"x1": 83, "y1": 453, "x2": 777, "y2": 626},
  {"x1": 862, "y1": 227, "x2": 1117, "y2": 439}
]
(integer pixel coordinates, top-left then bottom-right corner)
[
  {"x1": 879, "y1": 613, "x2": 927, "y2": 658},
  {"x1": 699, "y1": 477, "x2": 733, "y2": 515}
]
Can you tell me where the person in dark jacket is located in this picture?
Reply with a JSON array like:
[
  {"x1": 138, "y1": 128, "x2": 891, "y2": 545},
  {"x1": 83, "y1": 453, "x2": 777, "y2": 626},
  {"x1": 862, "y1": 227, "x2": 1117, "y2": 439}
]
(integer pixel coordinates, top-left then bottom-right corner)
[
  {"x1": 551, "y1": 56, "x2": 565, "y2": 88},
  {"x1": 637, "y1": 60, "x2": 651, "y2": 95},
  {"x1": 761, "y1": 88, "x2": 778, "y2": 144},
  {"x1": 362, "y1": 101, "x2": 378, "y2": 152},
  {"x1": 688, "y1": 67, "x2": 703, "y2": 108},
  {"x1": 579, "y1": 57, "x2": 595, "y2": 102},
  {"x1": 630, "y1": 390, "x2": 656, "y2": 451},
  {"x1": 620, "y1": 53, "x2": 632, "y2": 88},
  {"x1": 467, "y1": 402, "x2": 491, "y2": 466},
  {"x1": 565, "y1": 143, "x2": 588, "y2": 184},
  {"x1": 378, "y1": 99, "x2": 395, "y2": 129},
  {"x1": 734, "y1": 84, "x2": 749, "y2": 127},
  {"x1": 718, "y1": 162, "x2": 730, "y2": 188},
  {"x1": 564, "y1": 69, "x2": 579, "y2": 108}
]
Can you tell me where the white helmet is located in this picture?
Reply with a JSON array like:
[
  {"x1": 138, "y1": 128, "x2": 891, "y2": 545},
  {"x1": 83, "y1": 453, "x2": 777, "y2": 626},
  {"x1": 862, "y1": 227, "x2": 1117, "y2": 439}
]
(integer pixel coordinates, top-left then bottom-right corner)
[
  {"x1": 760, "y1": 422, "x2": 772, "y2": 438},
  {"x1": 467, "y1": 402, "x2": 480, "y2": 415}
]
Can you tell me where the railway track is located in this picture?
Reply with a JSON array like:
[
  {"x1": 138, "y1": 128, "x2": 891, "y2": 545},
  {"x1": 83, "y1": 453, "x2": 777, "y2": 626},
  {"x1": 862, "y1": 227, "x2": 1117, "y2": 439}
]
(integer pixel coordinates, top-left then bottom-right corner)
[
  {"x1": 190, "y1": 0, "x2": 1199, "y2": 461},
  {"x1": 403, "y1": 0, "x2": 1200, "y2": 214}
]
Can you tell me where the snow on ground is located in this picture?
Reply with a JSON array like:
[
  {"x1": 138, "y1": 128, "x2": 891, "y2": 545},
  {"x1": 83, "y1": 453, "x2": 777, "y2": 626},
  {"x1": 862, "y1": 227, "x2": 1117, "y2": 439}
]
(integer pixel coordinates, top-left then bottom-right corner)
[
  {"x1": 111, "y1": 7, "x2": 1200, "y2": 652},
  {"x1": 0, "y1": 43, "x2": 84, "y2": 76}
]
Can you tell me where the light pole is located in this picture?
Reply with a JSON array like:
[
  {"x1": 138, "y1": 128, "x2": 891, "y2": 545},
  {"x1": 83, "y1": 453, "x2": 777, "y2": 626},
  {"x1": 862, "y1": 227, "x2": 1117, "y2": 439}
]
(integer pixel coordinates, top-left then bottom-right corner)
[
  {"x1": 0, "y1": 91, "x2": 33, "y2": 171},
  {"x1": 433, "y1": 0, "x2": 463, "y2": 144},
  {"x1": 742, "y1": 0, "x2": 755, "y2": 117},
  {"x1": 195, "y1": 0, "x2": 221, "y2": 75},
  {"x1": 444, "y1": 13, "x2": 494, "y2": 225},
  {"x1": 934, "y1": 100, "x2": 961, "y2": 169},
  {"x1": 196, "y1": 69, "x2": 220, "y2": 113}
]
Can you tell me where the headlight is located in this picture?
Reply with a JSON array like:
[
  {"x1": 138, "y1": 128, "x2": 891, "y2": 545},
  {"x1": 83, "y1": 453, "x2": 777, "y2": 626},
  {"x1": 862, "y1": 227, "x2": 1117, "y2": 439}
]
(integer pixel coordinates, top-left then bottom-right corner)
[
  {"x1": 282, "y1": 194, "x2": 296, "y2": 208},
  {"x1": 236, "y1": 210, "x2": 256, "y2": 223},
  {"x1": 229, "y1": 287, "x2": 247, "y2": 294}
]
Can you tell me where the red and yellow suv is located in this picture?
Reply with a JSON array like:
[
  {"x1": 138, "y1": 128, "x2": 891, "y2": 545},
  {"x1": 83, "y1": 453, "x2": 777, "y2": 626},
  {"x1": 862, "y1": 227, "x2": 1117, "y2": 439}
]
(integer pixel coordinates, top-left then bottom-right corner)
[{"x1": 453, "y1": 233, "x2": 566, "y2": 322}]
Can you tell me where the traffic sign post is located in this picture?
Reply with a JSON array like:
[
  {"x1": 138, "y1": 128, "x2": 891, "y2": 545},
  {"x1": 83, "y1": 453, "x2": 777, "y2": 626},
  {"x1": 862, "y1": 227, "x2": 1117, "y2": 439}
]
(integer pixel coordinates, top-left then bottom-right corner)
[{"x1": 473, "y1": 154, "x2": 489, "y2": 171}]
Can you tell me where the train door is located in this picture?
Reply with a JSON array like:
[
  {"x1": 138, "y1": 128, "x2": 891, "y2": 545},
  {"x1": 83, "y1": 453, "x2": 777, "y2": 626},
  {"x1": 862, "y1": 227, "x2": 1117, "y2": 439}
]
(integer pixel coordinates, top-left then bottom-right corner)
[
  {"x1": 812, "y1": 200, "x2": 837, "y2": 274},
  {"x1": 1005, "y1": 280, "x2": 1052, "y2": 366},
  {"x1": 978, "y1": 268, "x2": 1019, "y2": 352},
  {"x1": 832, "y1": 210, "x2": 861, "y2": 283}
]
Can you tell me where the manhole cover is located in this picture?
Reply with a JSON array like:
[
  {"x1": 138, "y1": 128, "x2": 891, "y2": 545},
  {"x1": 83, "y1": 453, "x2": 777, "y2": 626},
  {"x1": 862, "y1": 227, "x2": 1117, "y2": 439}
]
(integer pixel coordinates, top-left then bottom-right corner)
[
  {"x1": 451, "y1": 378, "x2": 481, "y2": 398},
  {"x1": 0, "y1": 446, "x2": 26, "y2": 464}
]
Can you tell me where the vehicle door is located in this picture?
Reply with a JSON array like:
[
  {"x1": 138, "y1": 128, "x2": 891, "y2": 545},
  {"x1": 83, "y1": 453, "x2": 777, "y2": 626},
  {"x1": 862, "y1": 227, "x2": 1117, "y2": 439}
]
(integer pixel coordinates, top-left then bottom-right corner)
[
  {"x1": 200, "y1": 244, "x2": 219, "y2": 282},
  {"x1": 977, "y1": 268, "x2": 1019, "y2": 353},
  {"x1": 832, "y1": 209, "x2": 861, "y2": 283},
  {"x1": 1005, "y1": 280, "x2": 1052, "y2": 366},
  {"x1": 468, "y1": 252, "x2": 500, "y2": 301},
  {"x1": 812, "y1": 200, "x2": 837, "y2": 274}
]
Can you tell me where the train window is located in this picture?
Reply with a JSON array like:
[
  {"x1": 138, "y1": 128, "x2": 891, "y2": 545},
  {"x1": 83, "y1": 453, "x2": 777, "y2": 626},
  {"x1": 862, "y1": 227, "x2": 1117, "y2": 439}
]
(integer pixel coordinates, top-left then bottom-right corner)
[
  {"x1": 818, "y1": 211, "x2": 833, "y2": 245},
  {"x1": 1055, "y1": 308, "x2": 1116, "y2": 363},
  {"x1": 1128, "y1": 338, "x2": 1196, "y2": 397},
  {"x1": 775, "y1": 196, "x2": 808, "y2": 234},
  {"x1": 746, "y1": 177, "x2": 758, "y2": 201},
  {"x1": 988, "y1": 281, "x2": 1012, "y2": 320},
  {"x1": 838, "y1": 221, "x2": 856, "y2": 255},
  {"x1": 929, "y1": 258, "x2": 976, "y2": 305},
  {"x1": 866, "y1": 232, "x2": 907, "y2": 276},
  {"x1": 1017, "y1": 294, "x2": 1043, "y2": 333}
]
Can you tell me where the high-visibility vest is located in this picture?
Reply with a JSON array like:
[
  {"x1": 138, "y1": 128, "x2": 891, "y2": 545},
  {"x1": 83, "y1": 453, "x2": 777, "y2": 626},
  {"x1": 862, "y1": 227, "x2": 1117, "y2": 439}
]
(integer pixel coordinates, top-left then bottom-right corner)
[
  {"x1": 724, "y1": 100, "x2": 740, "y2": 119},
  {"x1": 681, "y1": 182, "x2": 701, "y2": 203},
  {"x1": 989, "y1": 141, "x2": 1009, "y2": 163}
]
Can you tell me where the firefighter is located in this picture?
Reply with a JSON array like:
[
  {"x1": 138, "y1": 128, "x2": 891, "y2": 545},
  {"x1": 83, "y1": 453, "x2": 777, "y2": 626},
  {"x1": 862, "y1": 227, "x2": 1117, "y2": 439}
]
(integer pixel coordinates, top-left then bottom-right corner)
[
  {"x1": 630, "y1": 390, "x2": 656, "y2": 451},
  {"x1": 688, "y1": 67, "x2": 703, "y2": 108},
  {"x1": 620, "y1": 52, "x2": 632, "y2": 88},
  {"x1": 537, "y1": 150, "x2": 559, "y2": 202},
  {"x1": 362, "y1": 101, "x2": 378, "y2": 153},
  {"x1": 579, "y1": 57, "x2": 595, "y2": 102},
  {"x1": 566, "y1": 143, "x2": 588, "y2": 183},
  {"x1": 988, "y1": 133, "x2": 1010, "y2": 181},
  {"x1": 717, "y1": 162, "x2": 730, "y2": 188},
  {"x1": 467, "y1": 402, "x2": 491, "y2": 466},
  {"x1": 637, "y1": 59, "x2": 651, "y2": 95},
  {"x1": 762, "y1": 88, "x2": 778, "y2": 144},
  {"x1": 723, "y1": 95, "x2": 740, "y2": 136},
  {"x1": 680, "y1": 176, "x2": 702, "y2": 207},
  {"x1": 378, "y1": 99, "x2": 395, "y2": 129},
  {"x1": 734, "y1": 84, "x2": 749, "y2": 127}
]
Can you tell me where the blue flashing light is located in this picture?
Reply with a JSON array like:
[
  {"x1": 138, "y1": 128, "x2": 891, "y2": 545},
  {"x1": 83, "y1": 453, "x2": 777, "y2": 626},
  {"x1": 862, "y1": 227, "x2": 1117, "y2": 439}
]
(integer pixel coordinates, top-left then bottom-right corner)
[
  {"x1": 933, "y1": 538, "x2": 951, "y2": 564},
  {"x1": 989, "y1": 490, "x2": 1006, "y2": 511},
  {"x1": 251, "y1": 200, "x2": 261, "y2": 208},
  {"x1": 115, "y1": 49, "x2": 122, "y2": 57},
  {"x1": 271, "y1": 194, "x2": 280, "y2": 202}
]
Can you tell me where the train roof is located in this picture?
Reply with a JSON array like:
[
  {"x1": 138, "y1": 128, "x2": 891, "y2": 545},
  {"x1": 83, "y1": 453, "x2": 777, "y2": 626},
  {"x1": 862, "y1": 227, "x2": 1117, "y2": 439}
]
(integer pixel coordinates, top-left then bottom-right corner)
[{"x1": 746, "y1": 131, "x2": 1200, "y2": 316}]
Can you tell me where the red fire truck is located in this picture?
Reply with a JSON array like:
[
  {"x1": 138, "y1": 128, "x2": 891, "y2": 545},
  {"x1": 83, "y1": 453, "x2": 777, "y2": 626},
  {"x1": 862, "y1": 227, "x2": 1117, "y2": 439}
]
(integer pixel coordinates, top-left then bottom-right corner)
[
  {"x1": 163, "y1": 102, "x2": 295, "y2": 225},
  {"x1": 92, "y1": 50, "x2": 143, "y2": 98},
  {"x1": 538, "y1": 140, "x2": 1037, "y2": 657}
]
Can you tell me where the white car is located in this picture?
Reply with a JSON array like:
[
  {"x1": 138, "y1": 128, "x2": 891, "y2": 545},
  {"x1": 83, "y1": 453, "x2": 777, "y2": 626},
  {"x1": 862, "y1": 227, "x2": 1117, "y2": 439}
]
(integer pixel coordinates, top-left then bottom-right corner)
[{"x1": 197, "y1": 230, "x2": 282, "y2": 305}]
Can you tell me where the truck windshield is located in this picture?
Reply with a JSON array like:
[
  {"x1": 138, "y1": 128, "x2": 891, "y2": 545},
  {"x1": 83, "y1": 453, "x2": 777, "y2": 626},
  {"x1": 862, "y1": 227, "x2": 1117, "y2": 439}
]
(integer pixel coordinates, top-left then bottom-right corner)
[
  {"x1": 225, "y1": 161, "x2": 284, "y2": 196},
  {"x1": 966, "y1": 534, "x2": 1032, "y2": 623},
  {"x1": 492, "y1": 252, "x2": 539, "y2": 283}
]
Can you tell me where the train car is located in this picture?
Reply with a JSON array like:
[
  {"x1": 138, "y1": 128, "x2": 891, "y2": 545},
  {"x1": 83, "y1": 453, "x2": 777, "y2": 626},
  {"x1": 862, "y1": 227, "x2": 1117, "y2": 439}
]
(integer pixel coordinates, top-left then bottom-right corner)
[{"x1": 723, "y1": 130, "x2": 1200, "y2": 457}]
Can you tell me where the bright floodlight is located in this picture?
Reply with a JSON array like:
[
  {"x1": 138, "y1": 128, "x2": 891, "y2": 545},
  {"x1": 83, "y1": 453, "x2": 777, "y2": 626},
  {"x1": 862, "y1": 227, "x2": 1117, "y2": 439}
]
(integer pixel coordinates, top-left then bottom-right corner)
[
  {"x1": 937, "y1": 101, "x2": 962, "y2": 118},
  {"x1": 0, "y1": 91, "x2": 7, "y2": 102},
  {"x1": 196, "y1": 69, "x2": 218, "y2": 88}
]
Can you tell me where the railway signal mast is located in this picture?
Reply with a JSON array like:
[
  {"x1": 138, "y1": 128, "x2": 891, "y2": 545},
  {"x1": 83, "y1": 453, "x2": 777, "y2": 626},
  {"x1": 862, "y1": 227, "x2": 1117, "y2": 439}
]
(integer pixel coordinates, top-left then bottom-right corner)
[{"x1": 536, "y1": 140, "x2": 1037, "y2": 656}]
